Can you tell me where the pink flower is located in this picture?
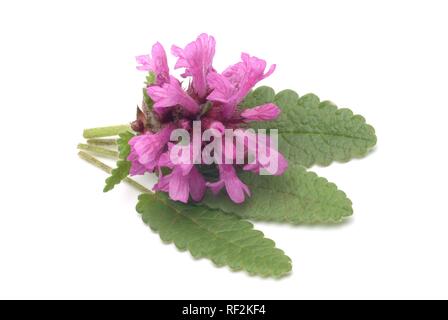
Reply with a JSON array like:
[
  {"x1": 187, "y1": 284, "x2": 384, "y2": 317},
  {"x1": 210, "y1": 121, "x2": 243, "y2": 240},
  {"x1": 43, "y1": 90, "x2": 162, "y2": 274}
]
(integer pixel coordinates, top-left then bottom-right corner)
[
  {"x1": 172, "y1": 34, "x2": 216, "y2": 99},
  {"x1": 234, "y1": 130, "x2": 288, "y2": 176},
  {"x1": 207, "y1": 53, "x2": 276, "y2": 118},
  {"x1": 136, "y1": 42, "x2": 170, "y2": 85},
  {"x1": 128, "y1": 149, "x2": 148, "y2": 176},
  {"x1": 229, "y1": 53, "x2": 276, "y2": 104},
  {"x1": 154, "y1": 165, "x2": 206, "y2": 203},
  {"x1": 127, "y1": 125, "x2": 174, "y2": 174},
  {"x1": 207, "y1": 164, "x2": 251, "y2": 204},
  {"x1": 130, "y1": 34, "x2": 287, "y2": 204},
  {"x1": 241, "y1": 103, "x2": 281, "y2": 121},
  {"x1": 154, "y1": 147, "x2": 206, "y2": 203},
  {"x1": 206, "y1": 72, "x2": 235, "y2": 104},
  {"x1": 147, "y1": 76, "x2": 200, "y2": 114}
]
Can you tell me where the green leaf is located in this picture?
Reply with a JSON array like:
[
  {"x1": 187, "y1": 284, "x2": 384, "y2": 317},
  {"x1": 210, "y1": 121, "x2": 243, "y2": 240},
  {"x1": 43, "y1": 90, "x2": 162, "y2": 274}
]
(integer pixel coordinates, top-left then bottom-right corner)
[
  {"x1": 145, "y1": 71, "x2": 156, "y2": 85},
  {"x1": 242, "y1": 87, "x2": 377, "y2": 167},
  {"x1": 103, "y1": 160, "x2": 132, "y2": 192},
  {"x1": 142, "y1": 88, "x2": 153, "y2": 109},
  {"x1": 136, "y1": 193, "x2": 292, "y2": 278},
  {"x1": 116, "y1": 131, "x2": 134, "y2": 160},
  {"x1": 199, "y1": 101, "x2": 213, "y2": 117},
  {"x1": 103, "y1": 131, "x2": 135, "y2": 192},
  {"x1": 240, "y1": 86, "x2": 276, "y2": 109},
  {"x1": 201, "y1": 165, "x2": 353, "y2": 224},
  {"x1": 142, "y1": 72, "x2": 156, "y2": 109}
]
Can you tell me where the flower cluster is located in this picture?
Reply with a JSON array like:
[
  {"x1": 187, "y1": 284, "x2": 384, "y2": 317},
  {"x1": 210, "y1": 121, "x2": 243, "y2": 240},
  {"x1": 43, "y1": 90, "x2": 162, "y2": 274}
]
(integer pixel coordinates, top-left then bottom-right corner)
[{"x1": 128, "y1": 34, "x2": 288, "y2": 203}]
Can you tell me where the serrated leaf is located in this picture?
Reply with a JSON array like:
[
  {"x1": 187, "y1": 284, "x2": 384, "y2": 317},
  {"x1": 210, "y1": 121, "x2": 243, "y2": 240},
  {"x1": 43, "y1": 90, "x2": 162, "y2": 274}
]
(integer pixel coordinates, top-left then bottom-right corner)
[
  {"x1": 201, "y1": 165, "x2": 352, "y2": 224},
  {"x1": 136, "y1": 193, "x2": 292, "y2": 277},
  {"x1": 117, "y1": 131, "x2": 134, "y2": 159},
  {"x1": 103, "y1": 160, "x2": 132, "y2": 192},
  {"x1": 242, "y1": 87, "x2": 377, "y2": 167},
  {"x1": 103, "y1": 131, "x2": 135, "y2": 192}
]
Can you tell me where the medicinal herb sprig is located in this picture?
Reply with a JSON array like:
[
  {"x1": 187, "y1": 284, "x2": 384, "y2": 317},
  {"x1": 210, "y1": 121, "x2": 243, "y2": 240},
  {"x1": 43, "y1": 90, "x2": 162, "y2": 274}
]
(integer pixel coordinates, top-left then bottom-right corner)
[{"x1": 79, "y1": 34, "x2": 376, "y2": 278}]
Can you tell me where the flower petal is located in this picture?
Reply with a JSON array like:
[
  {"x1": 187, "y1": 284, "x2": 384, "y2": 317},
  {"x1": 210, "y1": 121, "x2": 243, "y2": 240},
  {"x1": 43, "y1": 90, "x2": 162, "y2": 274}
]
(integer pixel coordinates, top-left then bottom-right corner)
[
  {"x1": 136, "y1": 55, "x2": 151, "y2": 71},
  {"x1": 153, "y1": 171, "x2": 170, "y2": 193},
  {"x1": 128, "y1": 148, "x2": 149, "y2": 176},
  {"x1": 171, "y1": 34, "x2": 216, "y2": 98},
  {"x1": 206, "y1": 72, "x2": 235, "y2": 104},
  {"x1": 207, "y1": 180, "x2": 225, "y2": 195},
  {"x1": 127, "y1": 125, "x2": 174, "y2": 172},
  {"x1": 230, "y1": 53, "x2": 276, "y2": 104},
  {"x1": 168, "y1": 166, "x2": 190, "y2": 203},
  {"x1": 207, "y1": 164, "x2": 250, "y2": 203},
  {"x1": 208, "y1": 53, "x2": 276, "y2": 119},
  {"x1": 240, "y1": 103, "x2": 281, "y2": 121},
  {"x1": 147, "y1": 77, "x2": 200, "y2": 114},
  {"x1": 188, "y1": 166, "x2": 206, "y2": 201},
  {"x1": 136, "y1": 42, "x2": 170, "y2": 85},
  {"x1": 234, "y1": 130, "x2": 288, "y2": 176}
]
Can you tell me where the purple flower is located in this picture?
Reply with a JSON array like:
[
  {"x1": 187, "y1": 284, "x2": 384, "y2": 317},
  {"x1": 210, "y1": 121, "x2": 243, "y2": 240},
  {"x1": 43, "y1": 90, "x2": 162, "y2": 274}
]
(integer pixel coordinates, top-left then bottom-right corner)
[
  {"x1": 154, "y1": 165, "x2": 206, "y2": 203},
  {"x1": 154, "y1": 145, "x2": 206, "y2": 203},
  {"x1": 207, "y1": 164, "x2": 251, "y2": 204},
  {"x1": 147, "y1": 76, "x2": 200, "y2": 114},
  {"x1": 129, "y1": 34, "x2": 287, "y2": 204},
  {"x1": 136, "y1": 42, "x2": 169, "y2": 85},
  {"x1": 234, "y1": 130, "x2": 288, "y2": 176},
  {"x1": 223, "y1": 53, "x2": 276, "y2": 101},
  {"x1": 127, "y1": 149, "x2": 148, "y2": 176},
  {"x1": 241, "y1": 103, "x2": 281, "y2": 122},
  {"x1": 172, "y1": 34, "x2": 216, "y2": 99},
  {"x1": 127, "y1": 125, "x2": 174, "y2": 174},
  {"x1": 207, "y1": 53, "x2": 276, "y2": 118}
]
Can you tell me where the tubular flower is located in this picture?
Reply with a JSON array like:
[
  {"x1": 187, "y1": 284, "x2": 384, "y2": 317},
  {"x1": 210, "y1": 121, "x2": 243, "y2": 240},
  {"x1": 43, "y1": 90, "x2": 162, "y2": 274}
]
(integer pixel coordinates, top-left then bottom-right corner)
[{"x1": 130, "y1": 34, "x2": 287, "y2": 203}]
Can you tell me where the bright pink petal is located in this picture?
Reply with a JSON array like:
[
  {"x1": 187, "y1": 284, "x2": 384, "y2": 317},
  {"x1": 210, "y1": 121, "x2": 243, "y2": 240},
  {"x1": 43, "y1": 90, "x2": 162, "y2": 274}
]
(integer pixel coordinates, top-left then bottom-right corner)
[
  {"x1": 206, "y1": 72, "x2": 235, "y2": 104},
  {"x1": 207, "y1": 180, "x2": 225, "y2": 195},
  {"x1": 153, "y1": 172, "x2": 170, "y2": 193},
  {"x1": 221, "y1": 61, "x2": 245, "y2": 87},
  {"x1": 157, "y1": 150, "x2": 174, "y2": 169},
  {"x1": 168, "y1": 166, "x2": 190, "y2": 203},
  {"x1": 188, "y1": 166, "x2": 206, "y2": 201},
  {"x1": 147, "y1": 77, "x2": 200, "y2": 114},
  {"x1": 206, "y1": 164, "x2": 250, "y2": 203},
  {"x1": 171, "y1": 33, "x2": 216, "y2": 98},
  {"x1": 221, "y1": 165, "x2": 250, "y2": 203},
  {"x1": 171, "y1": 46, "x2": 188, "y2": 70},
  {"x1": 208, "y1": 121, "x2": 226, "y2": 134},
  {"x1": 206, "y1": 72, "x2": 239, "y2": 118},
  {"x1": 136, "y1": 55, "x2": 151, "y2": 71},
  {"x1": 136, "y1": 42, "x2": 170, "y2": 85},
  {"x1": 231, "y1": 53, "x2": 276, "y2": 104},
  {"x1": 242, "y1": 152, "x2": 288, "y2": 176},
  {"x1": 128, "y1": 148, "x2": 149, "y2": 176},
  {"x1": 235, "y1": 130, "x2": 288, "y2": 176},
  {"x1": 208, "y1": 53, "x2": 275, "y2": 119},
  {"x1": 127, "y1": 125, "x2": 174, "y2": 172},
  {"x1": 155, "y1": 164, "x2": 205, "y2": 203},
  {"x1": 240, "y1": 103, "x2": 281, "y2": 121}
]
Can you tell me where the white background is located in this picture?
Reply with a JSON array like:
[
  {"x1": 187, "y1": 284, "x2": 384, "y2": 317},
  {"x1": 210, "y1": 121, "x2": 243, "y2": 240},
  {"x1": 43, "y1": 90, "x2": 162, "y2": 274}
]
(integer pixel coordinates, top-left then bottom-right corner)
[{"x1": 1, "y1": 0, "x2": 447, "y2": 300}]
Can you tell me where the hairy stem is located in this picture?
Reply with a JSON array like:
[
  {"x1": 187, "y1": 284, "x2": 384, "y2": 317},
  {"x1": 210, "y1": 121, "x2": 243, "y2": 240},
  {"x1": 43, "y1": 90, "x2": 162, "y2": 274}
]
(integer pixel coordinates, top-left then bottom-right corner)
[
  {"x1": 78, "y1": 151, "x2": 151, "y2": 194},
  {"x1": 83, "y1": 124, "x2": 131, "y2": 139},
  {"x1": 87, "y1": 138, "x2": 118, "y2": 146},
  {"x1": 77, "y1": 144, "x2": 119, "y2": 159}
]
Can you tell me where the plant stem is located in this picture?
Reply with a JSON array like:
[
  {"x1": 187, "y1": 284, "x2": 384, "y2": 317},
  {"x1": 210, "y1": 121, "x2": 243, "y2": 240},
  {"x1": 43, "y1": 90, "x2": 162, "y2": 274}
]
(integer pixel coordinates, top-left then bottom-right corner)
[
  {"x1": 78, "y1": 151, "x2": 151, "y2": 194},
  {"x1": 87, "y1": 138, "x2": 118, "y2": 146},
  {"x1": 83, "y1": 124, "x2": 131, "y2": 139},
  {"x1": 77, "y1": 144, "x2": 119, "y2": 159}
]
